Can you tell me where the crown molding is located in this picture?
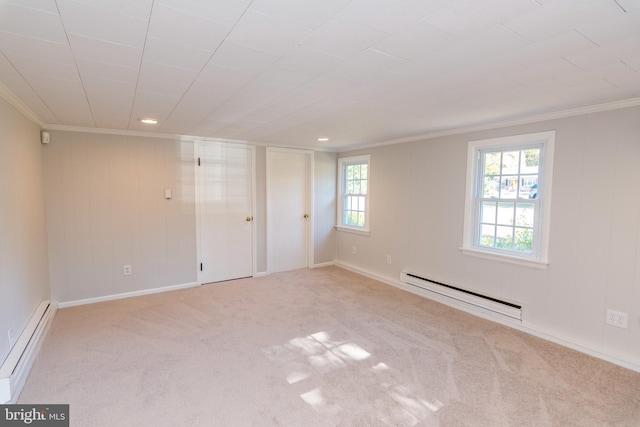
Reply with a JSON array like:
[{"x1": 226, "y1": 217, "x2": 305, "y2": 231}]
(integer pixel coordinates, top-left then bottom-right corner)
[
  {"x1": 0, "y1": 81, "x2": 45, "y2": 128},
  {"x1": 339, "y1": 97, "x2": 640, "y2": 152},
  {"x1": 42, "y1": 124, "x2": 338, "y2": 152}
]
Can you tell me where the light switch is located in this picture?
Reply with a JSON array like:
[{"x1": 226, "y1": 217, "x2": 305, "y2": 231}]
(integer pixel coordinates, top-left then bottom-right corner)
[{"x1": 164, "y1": 189, "x2": 172, "y2": 200}]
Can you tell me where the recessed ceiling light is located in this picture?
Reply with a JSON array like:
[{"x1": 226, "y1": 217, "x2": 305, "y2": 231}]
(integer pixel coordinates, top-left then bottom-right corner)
[
  {"x1": 138, "y1": 118, "x2": 158, "y2": 124},
  {"x1": 317, "y1": 137, "x2": 329, "y2": 142}
]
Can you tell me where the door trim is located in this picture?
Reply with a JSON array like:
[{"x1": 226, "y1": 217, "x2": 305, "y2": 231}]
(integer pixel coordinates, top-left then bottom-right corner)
[
  {"x1": 195, "y1": 140, "x2": 256, "y2": 284},
  {"x1": 266, "y1": 147, "x2": 314, "y2": 274}
]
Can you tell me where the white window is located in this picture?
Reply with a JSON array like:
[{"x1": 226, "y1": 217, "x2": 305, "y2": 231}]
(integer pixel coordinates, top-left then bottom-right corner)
[
  {"x1": 462, "y1": 131, "x2": 554, "y2": 268},
  {"x1": 337, "y1": 155, "x2": 370, "y2": 235}
]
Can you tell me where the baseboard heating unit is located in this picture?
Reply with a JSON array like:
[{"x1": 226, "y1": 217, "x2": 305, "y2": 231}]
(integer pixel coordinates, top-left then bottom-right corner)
[
  {"x1": 0, "y1": 301, "x2": 56, "y2": 403},
  {"x1": 400, "y1": 271, "x2": 522, "y2": 321}
]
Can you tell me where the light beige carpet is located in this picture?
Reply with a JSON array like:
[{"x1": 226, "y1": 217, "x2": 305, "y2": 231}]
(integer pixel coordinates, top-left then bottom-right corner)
[{"x1": 18, "y1": 267, "x2": 640, "y2": 426}]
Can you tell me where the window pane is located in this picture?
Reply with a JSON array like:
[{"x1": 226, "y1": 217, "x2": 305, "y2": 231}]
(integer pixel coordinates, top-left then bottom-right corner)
[
  {"x1": 361, "y1": 164, "x2": 368, "y2": 179},
  {"x1": 522, "y1": 149, "x2": 540, "y2": 171},
  {"x1": 361, "y1": 180, "x2": 368, "y2": 194},
  {"x1": 515, "y1": 203, "x2": 534, "y2": 227},
  {"x1": 496, "y1": 226, "x2": 514, "y2": 249},
  {"x1": 480, "y1": 224, "x2": 495, "y2": 247},
  {"x1": 353, "y1": 180, "x2": 361, "y2": 194},
  {"x1": 346, "y1": 180, "x2": 354, "y2": 194},
  {"x1": 502, "y1": 151, "x2": 519, "y2": 175},
  {"x1": 357, "y1": 212, "x2": 365, "y2": 226},
  {"x1": 497, "y1": 202, "x2": 515, "y2": 225},
  {"x1": 514, "y1": 228, "x2": 533, "y2": 252},
  {"x1": 483, "y1": 176, "x2": 500, "y2": 197},
  {"x1": 484, "y1": 152, "x2": 501, "y2": 176},
  {"x1": 480, "y1": 201, "x2": 496, "y2": 224},
  {"x1": 500, "y1": 175, "x2": 518, "y2": 199}
]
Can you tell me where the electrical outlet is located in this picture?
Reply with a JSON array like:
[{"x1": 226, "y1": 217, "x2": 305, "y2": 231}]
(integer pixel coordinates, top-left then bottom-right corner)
[
  {"x1": 606, "y1": 309, "x2": 628, "y2": 328},
  {"x1": 123, "y1": 265, "x2": 132, "y2": 276},
  {"x1": 352, "y1": 246, "x2": 357, "y2": 255},
  {"x1": 386, "y1": 255, "x2": 392, "y2": 264}
]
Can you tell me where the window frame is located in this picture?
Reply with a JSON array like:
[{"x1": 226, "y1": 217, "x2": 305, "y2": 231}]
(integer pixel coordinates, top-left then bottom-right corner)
[
  {"x1": 336, "y1": 155, "x2": 370, "y2": 236},
  {"x1": 461, "y1": 131, "x2": 555, "y2": 269}
]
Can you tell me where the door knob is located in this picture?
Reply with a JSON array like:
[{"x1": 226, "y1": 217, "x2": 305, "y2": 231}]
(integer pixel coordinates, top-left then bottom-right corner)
[
  {"x1": 303, "y1": 214, "x2": 309, "y2": 219},
  {"x1": 246, "y1": 216, "x2": 253, "y2": 222}
]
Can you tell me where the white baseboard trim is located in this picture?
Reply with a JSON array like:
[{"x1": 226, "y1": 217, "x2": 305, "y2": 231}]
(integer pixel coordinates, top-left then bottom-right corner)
[
  {"x1": 0, "y1": 301, "x2": 57, "y2": 404},
  {"x1": 253, "y1": 272, "x2": 268, "y2": 278},
  {"x1": 312, "y1": 261, "x2": 334, "y2": 268},
  {"x1": 58, "y1": 282, "x2": 199, "y2": 308},
  {"x1": 333, "y1": 261, "x2": 640, "y2": 373}
]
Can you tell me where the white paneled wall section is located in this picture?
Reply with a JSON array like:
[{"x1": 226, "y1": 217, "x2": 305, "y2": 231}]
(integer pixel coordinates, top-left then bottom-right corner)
[
  {"x1": 335, "y1": 105, "x2": 640, "y2": 370},
  {"x1": 0, "y1": 97, "x2": 51, "y2": 367},
  {"x1": 43, "y1": 132, "x2": 197, "y2": 304}
]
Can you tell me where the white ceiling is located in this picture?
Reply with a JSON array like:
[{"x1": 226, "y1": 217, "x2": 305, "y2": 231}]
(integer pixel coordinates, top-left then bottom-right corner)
[{"x1": 0, "y1": 0, "x2": 638, "y2": 150}]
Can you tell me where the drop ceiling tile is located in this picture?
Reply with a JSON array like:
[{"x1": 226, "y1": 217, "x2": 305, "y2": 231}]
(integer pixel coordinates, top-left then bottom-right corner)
[
  {"x1": 209, "y1": 41, "x2": 280, "y2": 75},
  {"x1": 196, "y1": 65, "x2": 254, "y2": 98},
  {"x1": 155, "y1": 0, "x2": 252, "y2": 27},
  {"x1": 0, "y1": 51, "x2": 59, "y2": 123},
  {"x1": 225, "y1": 82, "x2": 288, "y2": 110},
  {"x1": 0, "y1": 32, "x2": 72, "y2": 63},
  {"x1": 589, "y1": 61, "x2": 640, "y2": 88},
  {"x1": 52, "y1": 101, "x2": 95, "y2": 126},
  {"x1": 57, "y1": 0, "x2": 149, "y2": 47},
  {"x1": 136, "y1": 77, "x2": 188, "y2": 99},
  {"x1": 503, "y1": 0, "x2": 623, "y2": 42},
  {"x1": 373, "y1": 21, "x2": 460, "y2": 61},
  {"x1": 76, "y1": 58, "x2": 138, "y2": 84},
  {"x1": 205, "y1": 103, "x2": 253, "y2": 123},
  {"x1": 325, "y1": 48, "x2": 407, "y2": 85},
  {"x1": 577, "y1": 11, "x2": 640, "y2": 46},
  {"x1": 139, "y1": 60, "x2": 199, "y2": 87},
  {"x1": 273, "y1": 46, "x2": 344, "y2": 79},
  {"x1": 24, "y1": 75, "x2": 95, "y2": 125},
  {"x1": 302, "y1": 15, "x2": 390, "y2": 59},
  {"x1": 69, "y1": 0, "x2": 153, "y2": 20},
  {"x1": 422, "y1": 0, "x2": 505, "y2": 38},
  {"x1": 148, "y1": 3, "x2": 230, "y2": 52},
  {"x1": 128, "y1": 92, "x2": 180, "y2": 124},
  {"x1": 160, "y1": 107, "x2": 213, "y2": 134},
  {"x1": 0, "y1": 2, "x2": 67, "y2": 43},
  {"x1": 187, "y1": 119, "x2": 235, "y2": 135},
  {"x1": 143, "y1": 36, "x2": 213, "y2": 72},
  {"x1": 339, "y1": 0, "x2": 444, "y2": 34},
  {"x1": 290, "y1": 75, "x2": 354, "y2": 103},
  {"x1": 455, "y1": 24, "x2": 533, "y2": 57},
  {"x1": 0, "y1": 0, "x2": 59, "y2": 14},
  {"x1": 68, "y1": 34, "x2": 143, "y2": 69},
  {"x1": 564, "y1": 35, "x2": 640, "y2": 71},
  {"x1": 226, "y1": 10, "x2": 311, "y2": 57},
  {"x1": 502, "y1": 57, "x2": 580, "y2": 85},
  {"x1": 170, "y1": 80, "x2": 229, "y2": 112},
  {"x1": 251, "y1": 0, "x2": 351, "y2": 30},
  {"x1": 91, "y1": 108, "x2": 130, "y2": 129},
  {"x1": 83, "y1": 78, "x2": 135, "y2": 101},
  {"x1": 615, "y1": 0, "x2": 640, "y2": 11},
  {"x1": 504, "y1": 30, "x2": 598, "y2": 65},
  {"x1": 7, "y1": 54, "x2": 79, "y2": 81}
]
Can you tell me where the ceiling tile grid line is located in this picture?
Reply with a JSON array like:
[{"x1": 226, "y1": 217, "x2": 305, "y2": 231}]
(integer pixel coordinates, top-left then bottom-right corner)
[{"x1": 0, "y1": 0, "x2": 639, "y2": 148}]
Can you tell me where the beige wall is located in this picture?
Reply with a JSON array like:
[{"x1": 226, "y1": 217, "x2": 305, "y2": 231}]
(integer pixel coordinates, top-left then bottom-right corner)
[
  {"x1": 314, "y1": 150, "x2": 337, "y2": 265},
  {"x1": 336, "y1": 105, "x2": 640, "y2": 368},
  {"x1": 44, "y1": 131, "x2": 197, "y2": 303},
  {"x1": 0, "y1": 98, "x2": 50, "y2": 364}
]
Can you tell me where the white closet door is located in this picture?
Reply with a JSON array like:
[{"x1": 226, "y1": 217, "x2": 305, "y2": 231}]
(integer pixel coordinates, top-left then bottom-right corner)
[
  {"x1": 198, "y1": 142, "x2": 254, "y2": 283},
  {"x1": 267, "y1": 148, "x2": 313, "y2": 273}
]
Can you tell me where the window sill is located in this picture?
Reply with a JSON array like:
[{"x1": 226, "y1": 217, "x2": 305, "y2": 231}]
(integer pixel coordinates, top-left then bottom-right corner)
[
  {"x1": 460, "y1": 246, "x2": 549, "y2": 269},
  {"x1": 335, "y1": 225, "x2": 370, "y2": 236}
]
